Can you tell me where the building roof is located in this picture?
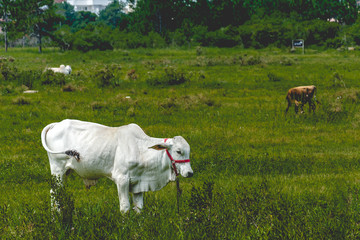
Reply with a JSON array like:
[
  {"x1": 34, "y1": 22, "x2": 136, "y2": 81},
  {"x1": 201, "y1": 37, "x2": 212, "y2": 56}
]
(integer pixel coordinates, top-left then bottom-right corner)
[{"x1": 66, "y1": 0, "x2": 112, "y2": 15}]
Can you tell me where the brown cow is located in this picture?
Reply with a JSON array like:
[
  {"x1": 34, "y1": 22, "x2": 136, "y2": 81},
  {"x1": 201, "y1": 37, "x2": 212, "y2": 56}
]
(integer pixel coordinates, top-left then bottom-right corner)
[{"x1": 285, "y1": 85, "x2": 319, "y2": 114}]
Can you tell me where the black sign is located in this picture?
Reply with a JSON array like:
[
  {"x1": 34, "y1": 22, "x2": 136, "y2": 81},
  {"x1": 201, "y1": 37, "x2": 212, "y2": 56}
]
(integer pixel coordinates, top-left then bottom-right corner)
[{"x1": 293, "y1": 40, "x2": 303, "y2": 47}]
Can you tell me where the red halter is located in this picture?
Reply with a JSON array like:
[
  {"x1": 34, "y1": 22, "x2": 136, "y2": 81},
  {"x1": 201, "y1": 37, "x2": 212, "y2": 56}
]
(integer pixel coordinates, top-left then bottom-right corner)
[{"x1": 164, "y1": 138, "x2": 190, "y2": 176}]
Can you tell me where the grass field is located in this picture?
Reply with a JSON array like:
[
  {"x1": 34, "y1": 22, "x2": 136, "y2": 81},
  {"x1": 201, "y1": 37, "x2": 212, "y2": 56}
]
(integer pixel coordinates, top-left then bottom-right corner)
[{"x1": 1, "y1": 47, "x2": 360, "y2": 239}]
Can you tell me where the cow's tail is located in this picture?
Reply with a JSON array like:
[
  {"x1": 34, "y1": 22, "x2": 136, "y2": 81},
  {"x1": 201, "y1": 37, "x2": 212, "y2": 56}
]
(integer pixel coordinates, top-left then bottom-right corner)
[
  {"x1": 41, "y1": 123, "x2": 64, "y2": 154},
  {"x1": 41, "y1": 123, "x2": 80, "y2": 161}
]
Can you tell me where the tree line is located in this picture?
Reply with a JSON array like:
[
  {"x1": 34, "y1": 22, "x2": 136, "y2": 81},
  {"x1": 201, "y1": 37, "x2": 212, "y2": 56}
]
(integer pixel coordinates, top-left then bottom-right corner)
[{"x1": 1, "y1": 0, "x2": 359, "y2": 52}]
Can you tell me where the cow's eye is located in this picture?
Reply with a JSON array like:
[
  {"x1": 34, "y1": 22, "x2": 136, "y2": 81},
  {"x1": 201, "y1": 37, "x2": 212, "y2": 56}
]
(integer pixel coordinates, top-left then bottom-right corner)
[{"x1": 176, "y1": 150, "x2": 182, "y2": 155}]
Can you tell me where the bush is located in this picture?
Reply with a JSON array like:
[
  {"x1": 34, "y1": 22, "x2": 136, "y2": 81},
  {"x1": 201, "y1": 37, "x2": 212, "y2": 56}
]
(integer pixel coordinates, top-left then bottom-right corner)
[
  {"x1": 192, "y1": 25, "x2": 209, "y2": 46},
  {"x1": 237, "y1": 17, "x2": 341, "y2": 49},
  {"x1": 111, "y1": 31, "x2": 147, "y2": 49},
  {"x1": 267, "y1": 72, "x2": 283, "y2": 82},
  {"x1": 52, "y1": 25, "x2": 73, "y2": 51},
  {"x1": 0, "y1": 62, "x2": 17, "y2": 82},
  {"x1": 169, "y1": 29, "x2": 188, "y2": 47},
  {"x1": 12, "y1": 96, "x2": 31, "y2": 105},
  {"x1": 41, "y1": 70, "x2": 66, "y2": 86},
  {"x1": 205, "y1": 29, "x2": 238, "y2": 48},
  {"x1": 146, "y1": 31, "x2": 166, "y2": 48},
  {"x1": 304, "y1": 20, "x2": 340, "y2": 46},
  {"x1": 17, "y1": 70, "x2": 42, "y2": 89},
  {"x1": 95, "y1": 66, "x2": 116, "y2": 87},
  {"x1": 253, "y1": 26, "x2": 279, "y2": 48},
  {"x1": 72, "y1": 27, "x2": 113, "y2": 52},
  {"x1": 146, "y1": 67, "x2": 190, "y2": 86}
]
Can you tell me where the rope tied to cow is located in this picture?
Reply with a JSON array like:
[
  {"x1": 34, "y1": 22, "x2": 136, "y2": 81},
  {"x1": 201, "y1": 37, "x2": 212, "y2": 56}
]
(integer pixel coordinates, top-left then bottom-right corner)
[{"x1": 176, "y1": 177, "x2": 182, "y2": 214}]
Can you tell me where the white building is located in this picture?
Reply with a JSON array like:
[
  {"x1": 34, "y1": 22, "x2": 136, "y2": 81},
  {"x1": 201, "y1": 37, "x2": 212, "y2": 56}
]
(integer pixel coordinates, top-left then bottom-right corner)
[{"x1": 66, "y1": 0, "x2": 112, "y2": 15}]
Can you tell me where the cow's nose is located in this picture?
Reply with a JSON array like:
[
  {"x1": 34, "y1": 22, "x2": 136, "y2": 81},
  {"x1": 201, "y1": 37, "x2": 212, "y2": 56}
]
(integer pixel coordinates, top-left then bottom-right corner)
[{"x1": 186, "y1": 171, "x2": 193, "y2": 178}]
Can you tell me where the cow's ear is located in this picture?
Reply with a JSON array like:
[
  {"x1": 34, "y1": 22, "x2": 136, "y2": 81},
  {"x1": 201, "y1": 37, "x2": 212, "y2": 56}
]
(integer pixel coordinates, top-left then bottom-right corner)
[{"x1": 149, "y1": 143, "x2": 169, "y2": 150}]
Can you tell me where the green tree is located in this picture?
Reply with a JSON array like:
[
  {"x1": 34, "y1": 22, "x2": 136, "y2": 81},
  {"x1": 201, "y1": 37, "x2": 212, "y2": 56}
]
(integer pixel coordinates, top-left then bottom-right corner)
[
  {"x1": 71, "y1": 11, "x2": 97, "y2": 32},
  {"x1": 55, "y1": 1, "x2": 77, "y2": 27},
  {"x1": 242, "y1": 0, "x2": 358, "y2": 24},
  {"x1": 127, "y1": 0, "x2": 187, "y2": 35},
  {"x1": 209, "y1": 0, "x2": 249, "y2": 30},
  {"x1": 17, "y1": 0, "x2": 62, "y2": 52},
  {"x1": 0, "y1": 0, "x2": 16, "y2": 52},
  {"x1": 98, "y1": 0, "x2": 127, "y2": 29},
  {"x1": 0, "y1": 0, "x2": 12, "y2": 52},
  {"x1": 56, "y1": 2, "x2": 97, "y2": 32}
]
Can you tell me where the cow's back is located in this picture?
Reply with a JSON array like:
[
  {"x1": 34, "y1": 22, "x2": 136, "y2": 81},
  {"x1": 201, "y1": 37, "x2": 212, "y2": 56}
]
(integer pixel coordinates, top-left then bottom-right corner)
[
  {"x1": 46, "y1": 119, "x2": 117, "y2": 151},
  {"x1": 45, "y1": 119, "x2": 120, "y2": 179}
]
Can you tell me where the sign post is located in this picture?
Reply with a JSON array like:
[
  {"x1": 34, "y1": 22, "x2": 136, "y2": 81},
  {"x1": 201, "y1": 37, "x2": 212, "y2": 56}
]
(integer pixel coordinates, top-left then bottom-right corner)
[{"x1": 292, "y1": 39, "x2": 305, "y2": 54}]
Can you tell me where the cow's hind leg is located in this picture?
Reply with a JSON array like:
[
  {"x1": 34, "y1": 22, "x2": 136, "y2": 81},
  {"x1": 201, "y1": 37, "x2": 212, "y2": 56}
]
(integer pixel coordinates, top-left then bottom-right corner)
[
  {"x1": 115, "y1": 176, "x2": 131, "y2": 213},
  {"x1": 133, "y1": 192, "x2": 144, "y2": 213},
  {"x1": 300, "y1": 104, "x2": 305, "y2": 113},
  {"x1": 285, "y1": 97, "x2": 291, "y2": 114},
  {"x1": 49, "y1": 157, "x2": 67, "y2": 212}
]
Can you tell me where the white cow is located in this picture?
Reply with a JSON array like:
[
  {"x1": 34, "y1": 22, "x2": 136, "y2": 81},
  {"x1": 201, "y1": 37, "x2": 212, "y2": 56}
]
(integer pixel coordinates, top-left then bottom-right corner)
[
  {"x1": 41, "y1": 119, "x2": 193, "y2": 213},
  {"x1": 47, "y1": 65, "x2": 72, "y2": 75}
]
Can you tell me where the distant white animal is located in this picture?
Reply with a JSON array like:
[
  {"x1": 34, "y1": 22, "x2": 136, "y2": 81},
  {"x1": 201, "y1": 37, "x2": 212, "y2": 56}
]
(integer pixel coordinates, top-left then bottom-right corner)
[
  {"x1": 41, "y1": 119, "x2": 193, "y2": 213},
  {"x1": 23, "y1": 90, "x2": 38, "y2": 94},
  {"x1": 47, "y1": 65, "x2": 72, "y2": 75},
  {"x1": 64, "y1": 65, "x2": 72, "y2": 74}
]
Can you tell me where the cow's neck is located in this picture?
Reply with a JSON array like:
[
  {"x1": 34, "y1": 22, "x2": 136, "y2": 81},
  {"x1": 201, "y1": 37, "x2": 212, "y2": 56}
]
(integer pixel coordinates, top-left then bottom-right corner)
[{"x1": 129, "y1": 137, "x2": 175, "y2": 193}]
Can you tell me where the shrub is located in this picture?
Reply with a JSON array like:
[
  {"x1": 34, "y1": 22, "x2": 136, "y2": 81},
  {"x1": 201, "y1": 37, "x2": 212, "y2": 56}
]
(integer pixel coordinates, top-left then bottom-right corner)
[
  {"x1": 0, "y1": 62, "x2": 17, "y2": 82},
  {"x1": 196, "y1": 46, "x2": 203, "y2": 56},
  {"x1": 146, "y1": 67, "x2": 189, "y2": 86},
  {"x1": 62, "y1": 84, "x2": 77, "y2": 92},
  {"x1": 52, "y1": 25, "x2": 73, "y2": 51},
  {"x1": 239, "y1": 25, "x2": 254, "y2": 48},
  {"x1": 12, "y1": 96, "x2": 31, "y2": 105},
  {"x1": 245, "y1": 55, "x2": 262, "y2": 65},
  {"x1": 126, "y1": 69, "x2": 138, "y2": 80},
  {"x1": 267, "y1": 72, "x2": 283, "y2": 82},
  {"x1": 332, "y1": 72, "x2": 346, "y2": 88},
  {"x1": 204, "y1": 29, "x2": 238, "y2": 48},
  {"x1": 0, "y1": 85, "x2": 14, "y2": 95},
  {"x1": 304, "y1": 20, "x2": 340, "y2": 46},
  {"x1": 95, "y1": 66, "x2": 117, "y2": 87},
  {"x1": 72, "y1": 27, "x2": 113, "y2": 52},
  {"x1": 111, "y1": 31, "x2": 147, "y2": 49},
  {"x1": 169, "y1": 29, "x2": 188, "y2": 46},
  {"x1": 252, "y1": 25, "x2": 279, "y2": 48},
  {"x1": 325, "y1": 37, "x2": 343, "y2": 48},
  {"x1": 146, "y1": 31, "x2": 166, "y2": 48},
  {"x1": 17, "y1": 70, "x2": 42, "y2": 89},
  {"x1": 192, "y1": 25, "x2": 209, "y2": 46},
  {"x1": 41, "y1": 70, "x2": 66, "y2": 86},
  {"x1": 279, "y1": 57, "x2": 294, "y2": 66},
  {"x1": 91, "y1": 101, "x2": 107, "y2": 110}
]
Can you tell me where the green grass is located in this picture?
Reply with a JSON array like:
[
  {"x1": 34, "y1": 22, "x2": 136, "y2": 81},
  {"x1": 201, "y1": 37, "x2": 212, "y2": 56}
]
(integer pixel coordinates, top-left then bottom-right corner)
[{"x1": 1, "y1": 47, "x2": 360, "y2": 239}]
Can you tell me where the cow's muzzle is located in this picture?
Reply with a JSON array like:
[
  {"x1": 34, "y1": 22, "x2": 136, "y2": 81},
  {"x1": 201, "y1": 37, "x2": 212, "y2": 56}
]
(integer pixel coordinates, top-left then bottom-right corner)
[{"x1": 185, "y1": 171, "x2": 193, "y2": 178}]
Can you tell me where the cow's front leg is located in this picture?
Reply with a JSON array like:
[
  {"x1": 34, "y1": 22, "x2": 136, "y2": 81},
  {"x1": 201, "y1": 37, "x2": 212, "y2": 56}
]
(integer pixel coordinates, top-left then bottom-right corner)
[
  {"x1": 294, "y1": 101, "x2": 299, "y2": 113},
  {"x1": 309, "y1": 100, "x2": 316, "y2": 112},
  {"x1": 133, "y1": 192, "x2": 144, "y2": 213},
  {"x1": 285, "y1": 101, "x2": 291, "y2": 114},
  {"x1": 115, "y1": 176, "x2": 131, "y2": 213}
]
